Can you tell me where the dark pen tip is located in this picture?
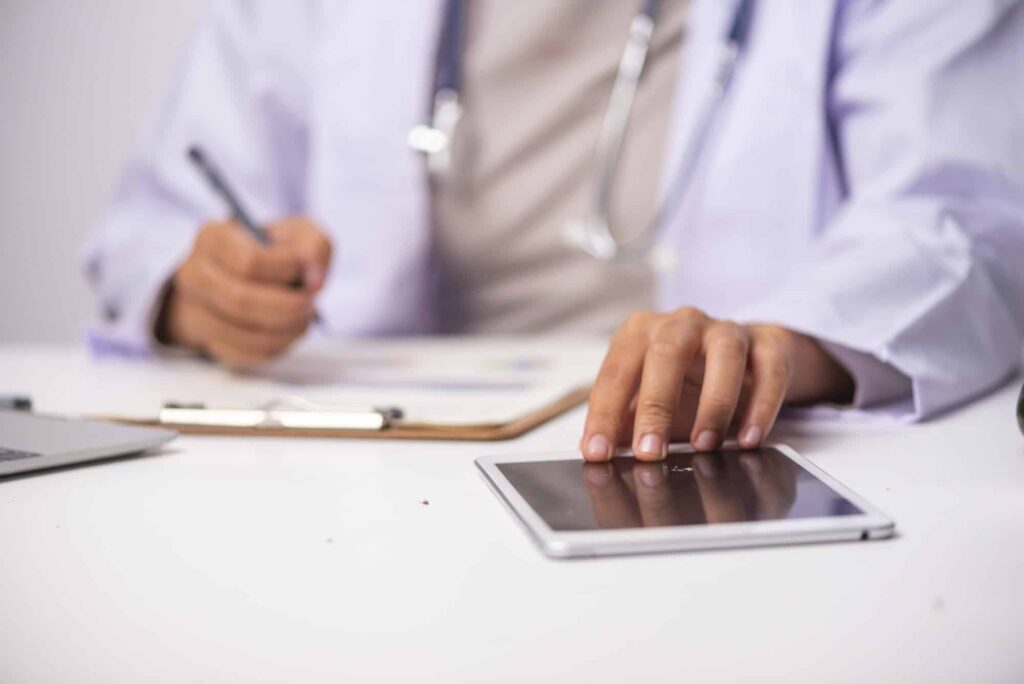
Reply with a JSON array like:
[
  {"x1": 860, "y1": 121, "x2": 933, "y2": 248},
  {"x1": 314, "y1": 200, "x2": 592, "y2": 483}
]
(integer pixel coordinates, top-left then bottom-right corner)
[{"x1": 187, "y1": 145, "x2": 203, "y2": 164}]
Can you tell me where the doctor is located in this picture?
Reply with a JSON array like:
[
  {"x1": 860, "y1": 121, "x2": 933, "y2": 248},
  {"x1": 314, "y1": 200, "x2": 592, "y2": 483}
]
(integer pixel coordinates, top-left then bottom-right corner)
[{"x1": 86, "y1": 1, "x2": 1024, "y2": 460}]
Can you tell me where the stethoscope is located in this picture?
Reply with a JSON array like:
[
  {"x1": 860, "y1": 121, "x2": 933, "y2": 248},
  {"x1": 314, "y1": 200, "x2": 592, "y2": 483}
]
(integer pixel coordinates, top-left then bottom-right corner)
[{"x1": 408, "y1": 0, "x2": 755, "y2": 266}]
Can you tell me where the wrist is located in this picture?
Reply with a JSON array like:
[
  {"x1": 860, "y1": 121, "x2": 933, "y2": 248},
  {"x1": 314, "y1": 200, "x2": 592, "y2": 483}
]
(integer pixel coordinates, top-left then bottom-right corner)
[{"x1": 787, "y1": 332, "x2": 854, "y2": 405}]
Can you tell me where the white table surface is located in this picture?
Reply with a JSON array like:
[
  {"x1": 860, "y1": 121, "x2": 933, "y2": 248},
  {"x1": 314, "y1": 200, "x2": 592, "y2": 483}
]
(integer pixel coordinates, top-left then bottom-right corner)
[{"x1": 1, "y1": 342, "x2": 1022, "y2": 682}]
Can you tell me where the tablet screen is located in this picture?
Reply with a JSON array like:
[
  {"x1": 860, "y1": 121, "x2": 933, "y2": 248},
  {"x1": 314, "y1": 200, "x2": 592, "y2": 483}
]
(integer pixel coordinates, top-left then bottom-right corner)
[{"x1": 496, "y1": 448, "x2": 862, "y2": 531}]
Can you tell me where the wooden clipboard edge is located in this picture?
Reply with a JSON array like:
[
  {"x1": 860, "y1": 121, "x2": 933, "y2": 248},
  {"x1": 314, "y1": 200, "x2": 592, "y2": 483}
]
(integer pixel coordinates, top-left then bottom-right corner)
[{"x1": 101, "y1": 385, "x2": 592, "y2": 442}]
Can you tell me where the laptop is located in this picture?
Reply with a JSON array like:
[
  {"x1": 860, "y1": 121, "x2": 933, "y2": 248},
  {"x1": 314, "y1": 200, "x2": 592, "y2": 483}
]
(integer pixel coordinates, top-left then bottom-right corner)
[{"x1": 0, "y1": 411, "x2": 176, "y2": 477}]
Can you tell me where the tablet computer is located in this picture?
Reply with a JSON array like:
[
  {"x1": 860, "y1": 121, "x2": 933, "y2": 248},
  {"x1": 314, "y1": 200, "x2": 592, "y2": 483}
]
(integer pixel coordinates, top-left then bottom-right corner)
[{"x1": 476, "y1": 444, "x2": 894, "y2": 558}]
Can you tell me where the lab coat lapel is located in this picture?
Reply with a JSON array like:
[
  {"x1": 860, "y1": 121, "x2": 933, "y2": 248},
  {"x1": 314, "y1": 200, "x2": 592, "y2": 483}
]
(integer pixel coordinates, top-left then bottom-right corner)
[
  {"x1": 313, "y1": 0, "x2": 444, "y2": 334},
  {"x1": 658, "y1": 0, "x2": 739, "y2": 212},
  {"x1": 656, "y1": 0, "x2": 839, "y2": 315}
]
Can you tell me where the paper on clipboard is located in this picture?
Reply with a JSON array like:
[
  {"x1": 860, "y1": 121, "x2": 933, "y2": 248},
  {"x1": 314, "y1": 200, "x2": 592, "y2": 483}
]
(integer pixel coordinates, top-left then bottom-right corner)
[
  {"x1": 252, "y1": 340, "x2": 597, "y2": 427},
  {"x1": 104, "y1": 338, "x2": 606, "y2": 438}
]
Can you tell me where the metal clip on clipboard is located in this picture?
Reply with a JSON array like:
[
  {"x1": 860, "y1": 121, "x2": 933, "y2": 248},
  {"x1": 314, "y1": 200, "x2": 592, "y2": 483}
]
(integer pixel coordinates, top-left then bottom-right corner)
[{"x1": 159, "y1": 397, "x2": 404, "y2": 432}]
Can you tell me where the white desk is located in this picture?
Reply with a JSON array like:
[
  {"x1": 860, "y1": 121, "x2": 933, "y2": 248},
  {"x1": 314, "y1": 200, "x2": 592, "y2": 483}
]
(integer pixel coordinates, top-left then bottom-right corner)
[{"x1": 1, "y1": 343, "x2": 1022, "y2": 682}]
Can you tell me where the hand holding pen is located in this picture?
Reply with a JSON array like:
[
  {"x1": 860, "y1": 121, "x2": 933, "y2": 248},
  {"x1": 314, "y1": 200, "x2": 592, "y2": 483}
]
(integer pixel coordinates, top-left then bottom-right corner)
[{"x1": 153, "y1": 146, "x2": 332, "y2": 367}]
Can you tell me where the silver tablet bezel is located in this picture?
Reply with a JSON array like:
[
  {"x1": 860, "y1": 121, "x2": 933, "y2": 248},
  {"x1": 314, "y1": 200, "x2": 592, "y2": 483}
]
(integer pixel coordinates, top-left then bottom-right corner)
[{"x1": 475, "y1": 443, "x2": 895, "y2": 559}]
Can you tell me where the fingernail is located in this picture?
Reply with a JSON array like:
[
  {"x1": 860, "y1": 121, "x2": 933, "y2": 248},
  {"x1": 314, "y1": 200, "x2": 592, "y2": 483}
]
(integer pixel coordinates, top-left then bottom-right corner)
[
  {"x1": 637, "y1": 432, "x2": 664, "y2": 459},
  {"x1": 638, "y1": 466, "x2": 664, "y2": 487},
  {"x1": 694, "y1": 430, "x2": 718, "y2": 452},
  {"x1": 741, "y1": 425, "x2": 763, "y2": 448},
  {"x1": 584, "y1": 434, "x2": 611, "y2": 461}
]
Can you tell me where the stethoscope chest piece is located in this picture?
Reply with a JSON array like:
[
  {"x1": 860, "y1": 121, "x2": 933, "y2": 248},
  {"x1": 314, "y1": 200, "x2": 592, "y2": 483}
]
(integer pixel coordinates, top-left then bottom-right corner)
[
  {"x1": 562, "y1": 215, "x2": 678, "y2": 273},
  {"x1": 563, "y1": 215, "x2": 621, "y2": 262}
]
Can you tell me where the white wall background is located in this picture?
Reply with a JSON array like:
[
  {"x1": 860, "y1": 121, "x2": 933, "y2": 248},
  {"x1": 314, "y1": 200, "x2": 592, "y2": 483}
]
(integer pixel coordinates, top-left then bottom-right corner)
[{"x1": 0, "y1": 0, "x2": 205, "y2": 343}]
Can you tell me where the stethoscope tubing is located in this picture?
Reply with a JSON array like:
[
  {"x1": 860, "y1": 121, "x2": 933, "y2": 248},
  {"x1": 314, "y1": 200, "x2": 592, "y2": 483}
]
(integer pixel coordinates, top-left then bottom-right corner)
[{"x1": 412, "y1": 0, "x2": 755, "y2": 266}]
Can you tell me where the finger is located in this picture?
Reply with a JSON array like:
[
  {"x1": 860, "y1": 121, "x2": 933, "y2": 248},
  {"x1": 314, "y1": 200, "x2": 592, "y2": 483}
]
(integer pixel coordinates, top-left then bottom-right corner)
[
  {"x1": 581, "y1": 313, "x2": 651, "y2": 462},
  {"x1": 692, "y1": 454, "x2": 747, "y2": 523},
  {"x1": 691, "y1": 322, "x2": 750, "y2": 452},
  {"x1": 631, "y1": 313, "x2": 702, "y2": 461},
  {"x1": 632, "y1": 462, "x2": 686, "y2": 527},
  {"x1": 177, "y1": 256, "x2": 314, "y2": 334},
  {"x1": 198, "y1": 220, "x2": 304, "y2": 286},
  {"x1": 188, "y1": 303, "x2": 303, "y2": 366},
  {"x1": 737, "y1": 330, "x2": 792, "y2": 449},
  {"x1": 582, "y1": 462, "x2": 643, "y2": 529},
  {"x1": 268, "y1": 218, "x2": 333, "y2": 292}
]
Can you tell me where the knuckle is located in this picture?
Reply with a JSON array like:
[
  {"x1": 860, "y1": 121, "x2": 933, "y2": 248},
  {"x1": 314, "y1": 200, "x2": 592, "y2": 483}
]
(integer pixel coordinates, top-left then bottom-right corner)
[
  {"x1": 622, "y1": 311, "x2": 652, "y2": 334},
  {"x1": 758, "y1": 324, "x2": 798, "y2": 349},
  {"x1": 702, "y1": 388, "x2": 739, "y2": 412},
  {"x1": 707, "y1": 322, "x2": 749, "y2": 354},
  {"x1": 636, "y1": 398, "x2": 674, "y2": 425},
  {"x1": 648, "y1": 339, "x2": 683, "y2": 360},
  {"x1": 709, "y1": 319, "x2": 744, "y2": 338},
  {"x1": 652, "y1": 317, "x2": 698, "y2": 350},
  {"x1": 710, "y1": 336, "x2": 748, "y2": 359},
  {"x1": 672, "y1": 306, "x2": 706, "y2": 324}
]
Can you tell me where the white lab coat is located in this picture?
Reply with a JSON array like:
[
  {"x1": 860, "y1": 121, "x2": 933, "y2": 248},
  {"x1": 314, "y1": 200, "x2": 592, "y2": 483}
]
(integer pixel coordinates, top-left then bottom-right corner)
[{"x1": 85, "y1": 0, "x2": 1024, "y2": 419}]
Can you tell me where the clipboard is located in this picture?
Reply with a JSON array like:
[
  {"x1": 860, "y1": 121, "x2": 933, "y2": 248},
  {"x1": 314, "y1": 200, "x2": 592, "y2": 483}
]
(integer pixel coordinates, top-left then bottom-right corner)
[{"x1": 112, "y1": 385, "x2": 591, "y2": 442}]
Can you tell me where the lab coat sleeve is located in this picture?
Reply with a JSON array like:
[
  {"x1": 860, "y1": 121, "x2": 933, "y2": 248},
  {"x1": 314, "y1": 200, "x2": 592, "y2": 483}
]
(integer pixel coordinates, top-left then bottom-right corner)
[
  {"x1": 82, "y1": 1, "x2": 312, "y2": 354},
  {"x1": 741, "y1": 0, "x2": 1024, "y2": 419}
]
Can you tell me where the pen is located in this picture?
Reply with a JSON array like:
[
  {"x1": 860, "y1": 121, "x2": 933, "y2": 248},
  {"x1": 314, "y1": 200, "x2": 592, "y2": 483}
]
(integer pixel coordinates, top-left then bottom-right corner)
[
  {"x1": 187, "y1": 146, "x2": 271, "y2": 245},
  {"x1": 187, "y1": 145, "x2": 323, "y2": 323}
]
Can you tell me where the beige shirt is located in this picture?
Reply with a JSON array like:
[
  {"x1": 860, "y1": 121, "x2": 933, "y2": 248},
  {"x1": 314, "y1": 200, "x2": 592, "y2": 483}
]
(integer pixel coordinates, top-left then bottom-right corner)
[{"x1": 432, "y1": 0, "x2": 688, "y2": 334}]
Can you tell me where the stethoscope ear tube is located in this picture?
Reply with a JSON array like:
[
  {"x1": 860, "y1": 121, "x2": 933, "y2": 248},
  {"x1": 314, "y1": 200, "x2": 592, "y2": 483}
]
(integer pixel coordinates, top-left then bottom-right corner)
[{"x1": 573, "y1": 0, "x2": 755, "y2": 264}]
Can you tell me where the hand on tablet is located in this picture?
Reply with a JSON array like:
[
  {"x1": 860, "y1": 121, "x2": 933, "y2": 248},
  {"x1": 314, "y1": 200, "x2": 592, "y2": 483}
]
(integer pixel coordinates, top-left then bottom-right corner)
[
  {"x1": 580, "y1": 451, "x2": 798, "y2": 528},
  {"x1": 581, "y1": 308, "x2": 853, "y2": 461}
]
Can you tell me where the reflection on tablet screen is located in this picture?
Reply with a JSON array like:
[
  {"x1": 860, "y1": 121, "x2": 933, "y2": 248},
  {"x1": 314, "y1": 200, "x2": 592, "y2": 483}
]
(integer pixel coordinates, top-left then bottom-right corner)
[{"x1": 496, "y1": 448, "x2": 862, "y2": 531}]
